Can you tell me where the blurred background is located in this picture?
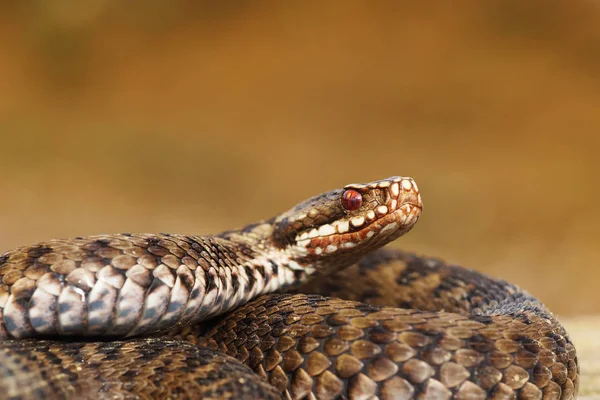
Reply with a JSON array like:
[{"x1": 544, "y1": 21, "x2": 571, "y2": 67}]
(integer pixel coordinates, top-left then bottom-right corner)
[{"x1": 0, "y1": 2, "x2": 598, "y2": 316}]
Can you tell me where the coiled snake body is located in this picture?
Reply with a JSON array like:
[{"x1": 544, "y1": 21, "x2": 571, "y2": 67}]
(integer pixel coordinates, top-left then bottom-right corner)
[{"x1": 0, "y1": 177, "x2": 578, "y2": 399}]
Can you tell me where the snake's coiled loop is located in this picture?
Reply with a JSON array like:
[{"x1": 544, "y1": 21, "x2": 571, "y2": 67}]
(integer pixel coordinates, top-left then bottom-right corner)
[{"x1": 0, "y1": 176, "x2": 578, "y2": 399}]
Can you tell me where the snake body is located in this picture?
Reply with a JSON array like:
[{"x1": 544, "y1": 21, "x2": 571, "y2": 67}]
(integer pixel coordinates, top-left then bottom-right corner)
[{"x1": 0, "y1": 176, "x2": 578, "y2": 399}]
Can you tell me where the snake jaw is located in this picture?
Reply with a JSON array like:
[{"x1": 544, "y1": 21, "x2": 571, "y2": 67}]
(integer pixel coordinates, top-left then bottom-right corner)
[
  {"x1": 301, "y1": 177, "x2": 421, "y2": 252},
  {"x1": 272, "y1": 176, "x2": 422, "y2": 273}
]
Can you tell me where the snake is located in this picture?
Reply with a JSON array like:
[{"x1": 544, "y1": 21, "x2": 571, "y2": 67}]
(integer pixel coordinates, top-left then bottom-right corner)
[{"x1": 0, "y1": 176, "x2": 578, "y2": 399}]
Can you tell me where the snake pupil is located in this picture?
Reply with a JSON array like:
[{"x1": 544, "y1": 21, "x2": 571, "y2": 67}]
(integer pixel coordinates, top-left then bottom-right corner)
[{"x1": 342, "y1": 190, "x2": 362, "y2": 211}]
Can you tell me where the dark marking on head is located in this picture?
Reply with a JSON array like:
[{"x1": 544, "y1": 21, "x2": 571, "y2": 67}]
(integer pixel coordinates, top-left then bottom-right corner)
[{"x1": 0, "y1": 255, "x2": 8, "y2": 265}]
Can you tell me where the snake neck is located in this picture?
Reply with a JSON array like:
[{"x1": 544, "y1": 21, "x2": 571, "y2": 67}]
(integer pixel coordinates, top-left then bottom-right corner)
[
  {"x1": 207, "y1": 221, "x2": 312, "y2": 318},
  {"x1": 0, "y1": 176, "x2": 423, "y2": 339}
]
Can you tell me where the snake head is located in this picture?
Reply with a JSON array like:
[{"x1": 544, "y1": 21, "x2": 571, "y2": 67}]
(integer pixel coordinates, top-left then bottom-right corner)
[{"x1": 272, "y1": 176, "x2": 422, "y2": 273}]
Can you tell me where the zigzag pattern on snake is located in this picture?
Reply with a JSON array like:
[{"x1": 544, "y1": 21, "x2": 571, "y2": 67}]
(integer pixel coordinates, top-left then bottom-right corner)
[{"x1": 0, "y1": 176, "x2": 578, "y2": 399}]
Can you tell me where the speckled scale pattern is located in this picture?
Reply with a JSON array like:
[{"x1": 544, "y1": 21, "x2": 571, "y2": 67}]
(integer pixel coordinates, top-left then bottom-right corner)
[
  {"x1": 299, "y1": 249, "x2": 557, "y2": 318},
  {"x1": 0, "y1": 250, "x2": 579, "y2": 399},
  {"x1": 160, "y1": 249, "x2": 579, "y2": 399},
  {"x1": 0, "y1": 176, "x2": 579, "y2": 399},
  {"x1": 294, "y1": 249, "x2": 579, "y2": 399},
  {"x1": 0, "y1": 233, "x2": 283, "y2": 339},
  {"x1": 0, "y1": 338, "x2": 282, "y2": 399},
  {"x1": 193, "y1": 292, "x2": 575, "y2": 400}
]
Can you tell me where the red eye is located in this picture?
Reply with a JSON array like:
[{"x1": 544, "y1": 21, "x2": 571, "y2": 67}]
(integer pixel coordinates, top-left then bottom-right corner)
[{"x1": 342, "y1": 189, "x2": 362, "y2": 211}]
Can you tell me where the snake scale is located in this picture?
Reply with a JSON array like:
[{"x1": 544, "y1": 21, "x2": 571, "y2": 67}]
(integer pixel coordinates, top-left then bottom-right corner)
[{"x1": 0, "y1": 176, "x2": 578, "y2": 399}]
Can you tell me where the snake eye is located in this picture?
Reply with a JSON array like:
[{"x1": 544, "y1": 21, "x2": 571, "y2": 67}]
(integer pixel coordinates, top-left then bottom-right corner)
[{"x1": 341, "y1": 189, "x2": 362, "y2": 211}]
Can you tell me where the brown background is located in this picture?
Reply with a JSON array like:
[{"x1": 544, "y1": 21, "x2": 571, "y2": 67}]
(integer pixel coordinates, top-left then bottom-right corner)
[{"x1": 0, "y1": 2, "x2": 598, "y2": 316}]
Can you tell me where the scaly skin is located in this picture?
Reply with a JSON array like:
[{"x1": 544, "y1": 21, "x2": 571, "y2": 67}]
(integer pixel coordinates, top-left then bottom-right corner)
[
  {"x1": 165, "y1": 250, "x2": 577, "y2": 399},
  {"x1": 0, "y1": 177, "x2": 420, "y2": 340},
  {"x1": 0, "y1": 338, "x2": 281, "y2": 400},
  {"x1": 0, "y1": 177, "x2": 578, "y2": 399}
]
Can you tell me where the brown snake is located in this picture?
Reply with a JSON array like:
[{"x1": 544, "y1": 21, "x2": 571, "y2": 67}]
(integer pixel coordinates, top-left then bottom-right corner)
[{"x1": 0, "y1": 176, "x2": 578, "y2": 399}]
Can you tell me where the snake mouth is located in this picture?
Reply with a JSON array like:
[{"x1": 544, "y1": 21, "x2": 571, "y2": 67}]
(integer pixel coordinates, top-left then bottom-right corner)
[{"x1": 295, "y1": 177, "x2": 422, "y2": 256}]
